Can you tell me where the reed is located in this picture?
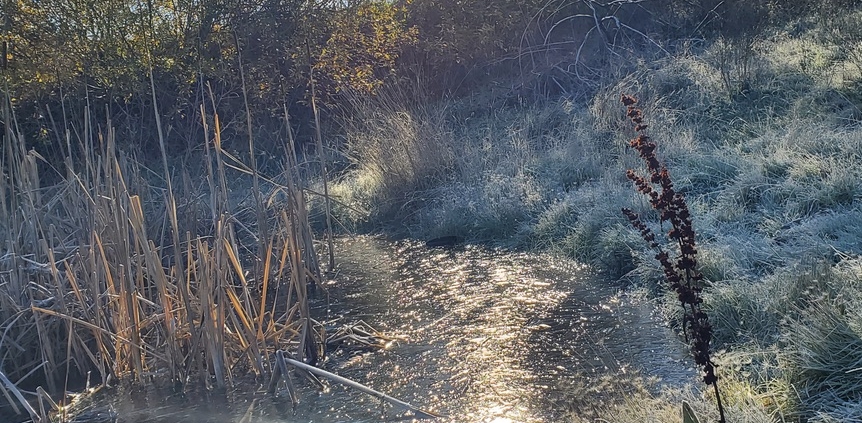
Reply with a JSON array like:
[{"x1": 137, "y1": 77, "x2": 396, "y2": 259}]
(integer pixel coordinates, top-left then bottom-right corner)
[
  {"x1": 0, "y1": 82, "x2": 323, "y2": 419},
  {"x1": 619, "y1": 94, "x2": 726, "y2": 422}
]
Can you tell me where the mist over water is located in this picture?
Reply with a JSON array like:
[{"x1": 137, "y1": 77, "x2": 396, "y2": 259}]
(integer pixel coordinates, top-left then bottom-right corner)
[{"x1": 85, "y1": 236, "x2": 693, "y2": 422}]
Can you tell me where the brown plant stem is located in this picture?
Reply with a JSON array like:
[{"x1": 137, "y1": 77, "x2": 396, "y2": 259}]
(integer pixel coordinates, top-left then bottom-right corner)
[{"x1": 620, "y1": 94, "x2": 725, "y2": 423}]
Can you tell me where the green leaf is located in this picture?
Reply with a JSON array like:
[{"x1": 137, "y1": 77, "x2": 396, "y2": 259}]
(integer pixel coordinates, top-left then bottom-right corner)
[{"x1": 682, "y1": 401, "x2": 700, "y2": 423}]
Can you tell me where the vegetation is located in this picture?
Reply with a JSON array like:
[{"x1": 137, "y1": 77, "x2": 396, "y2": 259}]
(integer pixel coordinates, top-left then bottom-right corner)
[
  {"x1": 0, "y1": 87, "x2": 324, "y2": 421},
  {"x1": 4, "y1": 0, "x2": 862, "y2": 421},
  {"x1": 325, "y1": 2, "x2": 862, "y2": 422},
  {"x1": 620, "y1": 94, "x2": 724, "y2": 421}
]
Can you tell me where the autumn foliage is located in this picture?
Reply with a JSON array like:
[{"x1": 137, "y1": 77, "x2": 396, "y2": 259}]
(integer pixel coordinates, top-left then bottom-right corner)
[{"x1": 316, "y1": 2, "x2": 417, "y2": 95}]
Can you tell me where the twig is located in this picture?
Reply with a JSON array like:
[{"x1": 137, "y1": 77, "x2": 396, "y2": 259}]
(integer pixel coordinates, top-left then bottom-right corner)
[{"x1": 276, "y1": 350, "x2": 442, "y2": 419}]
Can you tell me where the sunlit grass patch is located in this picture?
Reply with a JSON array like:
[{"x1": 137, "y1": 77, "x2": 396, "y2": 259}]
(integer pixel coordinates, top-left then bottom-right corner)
[
  {"x1": 533, "y1": 181, "x2": 636, "y2": 272},
  {"x1": 333, "y1": 87, "x2": 455, "y2": 226},
  {"x1": 326, "y1": 168, "x2": 380, "y2": 229},
  {"x1": 683, "y1": 261, "x2": 862, "y2": 420},
  {"x1": 702, "y1": 279, "x2": 785, "y2": 347},
  {"x1": 414, "y1": 172, "x2": 544, "y2": 242},
  {"x1": 566, "y1": 372, "x2": 776, "y2": 423},
  {"x1": 778, "y1": 266, "x2": 862, "y2": 419}
]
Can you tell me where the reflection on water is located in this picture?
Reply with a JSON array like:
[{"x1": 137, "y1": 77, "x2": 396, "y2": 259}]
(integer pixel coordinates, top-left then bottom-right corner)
[{"x1": 79, "y1": 236, "x2": 693, "y2": 422}]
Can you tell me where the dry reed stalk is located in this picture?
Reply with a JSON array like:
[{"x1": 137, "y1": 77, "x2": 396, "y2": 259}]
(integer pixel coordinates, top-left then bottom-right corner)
[
  {"x1": 201, "y1": 102, "x2": 218, "y2": 222},
  {"x1": 281, "y1": 105, "x2": 323, "y2": 283},
  {"x1": 149, "y1": 62, "x2": 188, "y2": 383},
  {"x1": 0, "y1": 95, "x2": 9, "y2": 230},
  {"x1": 94, "y1": 231, "x2": 135, "y2": 379},
  {"x1": 305, "y1": 39, "x2": 335, "y2": 273},
  {"x1": 32, "y1": 304, "x2": 57, "y2": 394},
  {"x1": 82, "y1": 235, "x2": 112, "y2": 385},
  {"x1": 129, "y1": 195, "x2": 179, "y2": 374},
  {"x1": 30, "y1": 307, "x2": 167, "y2": 364},
  {"x1": 257, "y1": 239, "x2": 274, "y2": 349},
  {"x1": 207, "y1": 84, "x2": 230, "y2": 218},
  {"x1": 201, "y1": 103, "x2": 236, "y2": 384},
  {"x1": 0, "y1": 370, "x2": 42, "y2": 422},
  {"x1": 285, "y1": 205, "x2": 319, "y2": 364},
  {"x1": 235, "y1": 33, "x2": 270, "y2": 269},
  {"x1": 196, "y1": 236, "x2": 227, "y2": 388},
  {"x1": 62, "y1": 262, "x2": 106, "y2": 378},
  {"x1": 223, "y1": 240, "x2": 262, "y2": 369},
  {"x1": 234, "y1": 235, "x2": 268, "y2": 373},
  {"x1": 110, "y1": 126, "x2": 146, "y2": 381},
  {"x1": 276, "y1": 211, "x2": 298, "y2": 326}
]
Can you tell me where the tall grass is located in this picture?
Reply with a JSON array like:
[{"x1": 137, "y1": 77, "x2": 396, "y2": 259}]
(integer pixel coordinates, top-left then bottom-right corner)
[
  {"x1": 331, "y1": 86, "x2": 455, "y2": 230},
  {"x1": 0, "y1": 85, "x2": 322, "y2": 420}
]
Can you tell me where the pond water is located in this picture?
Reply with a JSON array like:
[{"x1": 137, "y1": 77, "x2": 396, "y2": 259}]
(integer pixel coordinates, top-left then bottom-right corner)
[{"x1": 70, "y1": 236, "x2": 694, "y2": 422}]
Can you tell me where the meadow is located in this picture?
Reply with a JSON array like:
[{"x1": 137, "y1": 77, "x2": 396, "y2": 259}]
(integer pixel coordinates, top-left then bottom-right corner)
[{"x1": 328, "y1": 10, "x2": 862, "y2": 422}]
